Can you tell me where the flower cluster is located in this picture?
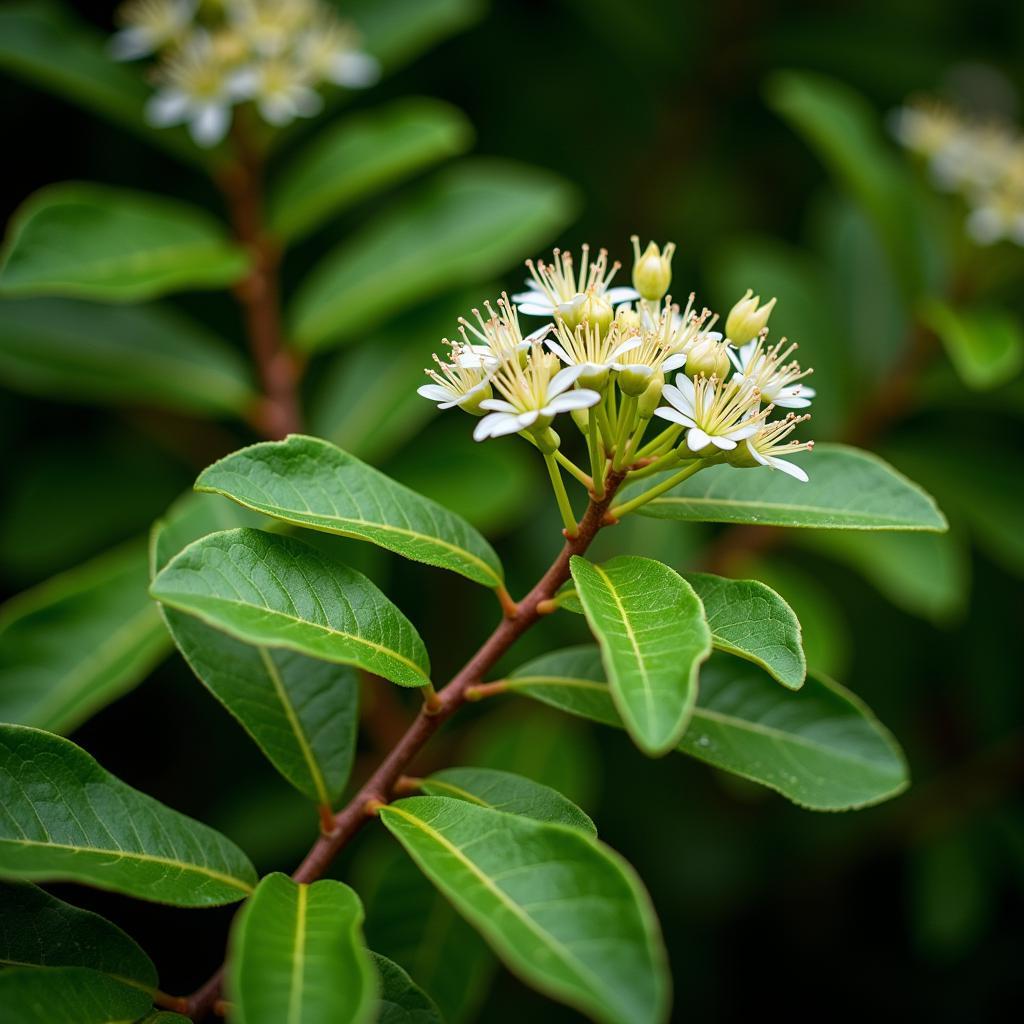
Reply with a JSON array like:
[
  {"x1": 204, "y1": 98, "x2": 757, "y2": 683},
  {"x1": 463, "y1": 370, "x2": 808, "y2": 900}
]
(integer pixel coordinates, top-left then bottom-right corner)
[
  {"x1": 891, "y1": 97, "x2": 1024, "y2": 246},
  {"x1": 110, "y1": 0, "x2": 378, "y2": 147},
  {"x1": 419, "y1": 239, "x2": 814, "y2": 527}
]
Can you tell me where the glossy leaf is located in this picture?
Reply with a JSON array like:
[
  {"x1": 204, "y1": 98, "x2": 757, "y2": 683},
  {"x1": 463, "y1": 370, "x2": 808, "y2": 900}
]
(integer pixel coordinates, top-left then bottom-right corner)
[
  {"x1": 421, "y1": 767, "x2": 596, "y2": 835},
  {"x1": 151, "y1": 528, "x2": 430, "y2": 687},
  {"x1": 570, "y1": 555, "x2": 711, "y2": 756},
  {"x1": 269, "y1": 98, "x2": 472, "y2": 241},
  {"x1": 0, "y1": 724, "x2": 257, "y2": 904},
  {"x1": 152, "y1": 499, "x2": 360, "y2": 805},
  {"x1": 684, "y1": 573, "x2": 805, "y2": 689},
  {"x1": 0, "y1": 183, "x2": 248, "y2": 301},
  {"x1": 359, "y1": 841, "x2": 495, "y2": 1024},
  {"x1": 0, "y1": 3, "x2": 198, "y2": 164},
  {"x1": 380, "y1": 797, "x2": 669, "y2": 1024},
  {"x1": 505, "y1": 648, "x2": 909, "y2": 811},
  {"x1": 228, "y1": 874, "x2": 377, "y2": 1024},
  {"x1": 196, "y1": 435, "x2": 504, "y2": 588},
  {"x1": 0, "y1": 541, "x2": 171, "y2": 734},
  {"x1": 290, "y1": 159, "x2": 577, "y2": 350},
  {"x1": 922, "y1": 300, "x2": 1024, "y2": 391},
  {"x1": 630, "y1": 443, "x2": 946, "y2": 531},
  {"x1": 0, "y1": 299, "x2": 255, "y2": 415},
  {"x1": 0, "y1": 881, "x2": 156, "y2": 987},
  {"x1": 371, "y1": 952, "x2": 443, "y2": 1024},
  {"x1": 0, "y1": 966, "x2": 153, "y2": 1024}
]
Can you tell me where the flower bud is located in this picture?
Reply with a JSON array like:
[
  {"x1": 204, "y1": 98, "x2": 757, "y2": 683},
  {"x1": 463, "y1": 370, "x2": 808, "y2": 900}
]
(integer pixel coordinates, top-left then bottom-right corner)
[
  {"x1": 570, "y1": 407, "x2": 590, "y2": 434},
  {"x1": 683, "y1": 337, "x2": 731, "y2": 380},
  {"x1": 575, "y1": 291, "x2": 614, "y2": 335},
  {"x1": 618, "y1": 365, "x2": 654, "y2": 397},
  {"x1": 636, "y1": 372, "x2": 665, "y2": 419},
  {"x1": 631, "y1": 237, "x2": 674, "y2": 301},
  {"x1": 725, "y1": 289, "x2": 776, "y2": 346}
]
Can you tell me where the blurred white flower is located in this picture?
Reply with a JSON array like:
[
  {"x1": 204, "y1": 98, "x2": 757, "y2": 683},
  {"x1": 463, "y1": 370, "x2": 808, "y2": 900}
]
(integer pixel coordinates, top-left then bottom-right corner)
[
  {"x1": 110, "y1": 0, "x2": 195, "y2": 61},
  {"x1": 230, "y1": 58, "x2": 322, "y2": 126},
  {"x1": 297, "y1": 13, "x2": 379, "y2": 88}
]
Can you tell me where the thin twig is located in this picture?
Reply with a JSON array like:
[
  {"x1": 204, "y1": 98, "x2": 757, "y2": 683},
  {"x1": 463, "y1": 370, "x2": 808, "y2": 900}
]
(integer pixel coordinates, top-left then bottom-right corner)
[{"x1": 183, "y1": 470, "x2": 628, "y2": 1020}]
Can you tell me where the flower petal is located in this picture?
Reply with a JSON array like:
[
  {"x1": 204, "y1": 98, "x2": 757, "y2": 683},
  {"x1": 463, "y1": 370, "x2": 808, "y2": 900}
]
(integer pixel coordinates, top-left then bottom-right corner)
[
  {"x1": 417, "y1": 384, "x2": 455, "y2": 402},
  {"x1": 605, "y1": 286, "x2": 640, "y2": 305},
  {"x1": 770, "y1": 456, "x2": 809, "y2": 482},
  {"x1": 653, "y1": 407, "x2": 696, "y2": 428},
  {"x1": 687, "y1": 427, "x2": 712, "y2": 451},
  {"x1": 548, "y1": 364, "x2": 586, "y2": 397},
  {"x1": 514, "y1": 299, "x2": 555, "y2": 316},
  {"x1": 547, "y1": 389, "x2": 601, "y2": 413},
  {"x1": 479, "y1": 399, "x2": 517, "y2": 413},
  {"x1": 474, "y1": 412, "x2": 519, "y2": 441},
  {"x1": 662, "y1": 352, "x2": 688, "y2": 372},
  {"x1": 191, "y1": 103, "x2": 230, "y2": 147}
]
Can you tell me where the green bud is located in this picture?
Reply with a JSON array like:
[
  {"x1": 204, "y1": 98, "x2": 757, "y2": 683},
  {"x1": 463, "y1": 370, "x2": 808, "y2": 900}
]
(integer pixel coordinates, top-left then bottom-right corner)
[
  {"x1": 576, "y1": 291, "x2": 614, "y2": 335},
  {"x1": 618, "y1": 365, "x2": 655, "y2": 397},
  {"x1": 631, "y1": 237, "x2": 675, "y2": 301},
  {"x1": 725, "y1": 289, "x2": 776, "y2": 346},
  {"x1": 637, "y1": 372, "x2": 665, "y2": 419},
  {"x1": 683, "y1": 338, "x2": 731, "y2": 380},
  {"x1": 570, "y1": 407, "x2": 590, "y2": 433},
  {"x1": 533, "y1": 426, "x2": 560, "y2": 454}
]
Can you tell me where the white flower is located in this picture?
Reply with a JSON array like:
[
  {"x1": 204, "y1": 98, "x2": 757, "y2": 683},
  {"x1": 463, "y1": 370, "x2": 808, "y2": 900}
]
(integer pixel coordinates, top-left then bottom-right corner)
[
  {"x1": 473, "y1": 347, "x2": 600, "y2": 441},
  {"x1": 729, "y1": 337, "x2": 815, "y2": 409},
  {"x1": 546, "y1": 319, "x2": 642, "y2": 381},
  {"x1": 145, "y1": 32, "x2": 239, "y2": 147},
  {"x1": 742, "y1": 414, "x2": 814, "y2": 481},
  {"x1": 654, "y1": 373, "x2": 766, "y2": 452},
  {"x1": 417, "y1": 345, "x2": 490, "y2": 410},
  {"x1": 454, "y1": 295, "x2": 551, "y2": 370},
  {"x1": 611, "y1": 301, "x2": 705, "y2": 391},
  {"x1": 110, "y1": 0, "x2": 195, "y2": 61},
  {"x1": 513, "y1": 245, "x2": 638, "y2": 318},
  {"x1": 227, "y1": 0, "x2": 314, "y2": 58},
  {"x1": 296, "y1": 15, "x2": 379, "y2": 88},
  {"x1": 230, "y1": 58, "x2": 322, "y2": 126}
]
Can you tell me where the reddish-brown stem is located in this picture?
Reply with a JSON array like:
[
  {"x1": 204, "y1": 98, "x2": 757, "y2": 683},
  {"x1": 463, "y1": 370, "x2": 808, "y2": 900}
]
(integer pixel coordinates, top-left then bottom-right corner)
[
  {"x1": 219, "y1": 125, "x2": 302, "y2": 440},
  {"x1": 184, "y1": 470, "x2": 628, "y2": 1020}
]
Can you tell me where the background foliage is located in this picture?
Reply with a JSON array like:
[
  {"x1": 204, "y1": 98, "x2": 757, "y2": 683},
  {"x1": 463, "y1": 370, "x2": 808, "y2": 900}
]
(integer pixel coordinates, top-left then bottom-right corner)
[{"x1": 1, "y1": 0, "x2": 1022, "y2": 1020}]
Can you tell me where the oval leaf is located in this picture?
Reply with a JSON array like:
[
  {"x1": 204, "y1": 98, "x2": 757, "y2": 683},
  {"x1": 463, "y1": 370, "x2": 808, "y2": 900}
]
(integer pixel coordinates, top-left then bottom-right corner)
[
  {"x1": 228, "y1": 874, "x2": 378, "y2": 1024},
  {"x1": 684, "y1": 572, "x2": 805, "y2": 689},
  {"x1": 0, "y1": 541, "x2": 171, "y2": 734},
  {"x1": 371, "y1": 952, "x2": 443, "y2": 1024},
  {"x1": 0, "y1": 183, "x2": 249, "y2": 301},
  {"x1": 505, "y1": 647, "x2": 909, "y2": 811},
  {"x1": 421, "y1": 767, "x2": 596, "y2": 835},
  {"x1": 289, "y1": 159, "x2": 577, "y2": 350},
  {"x1": 0, "y1": 966, "x2": 152, "y2": 1024},
  {"x1": 921, "y1": 300, "x2": 1024, "y2": 392},
  {"x1": 150, "y1": 528, "x2": 430, "y2": 687},
  {"x1": 0, "y1": 724, "x2": 257, "y2": 905},
  {"x1": 630, "y1": 443, "x2": 946, "y2": 531},
  {"x1": 0, "y1": 299, "x2": 256, "y2": 415},
  {"x1": 379, "y1": 797, "x2": 669, "y2": 1024},
  {"x1": 269, "y1": 98, "x2": 472, "y2": 242},
  {"x1": 0, "y1": 881, "x2": 156, "y2": 987},
  {"x1": 570, "y1": 555, "x2": 711, "y2": 757},
  {"x1": 196, "y1": 435, "x2": 504, "y2": 588}
]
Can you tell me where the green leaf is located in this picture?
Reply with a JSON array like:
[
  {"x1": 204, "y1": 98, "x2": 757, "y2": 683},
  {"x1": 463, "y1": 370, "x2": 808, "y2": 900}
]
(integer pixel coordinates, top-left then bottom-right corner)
[
  {"x1": 269, "y1": 98, "x2": 472, "y2": 242},
  {"x1": 196, "y1": 435, "x2": 504, "y2": 588},
  {"x1": 921, "y1": 301, "x2": 1024, "y2": 391},
  {"x1": 152, "y1": 498, "x2": 360, "y2": 806},
  {"x1": 794, "y1": 529, "x2": 968, "y2": 623},
  {"x1": 0, "y1": 3, "x2": 199, "y2": 165},
  {"x1": 0, "y1": 966, "x2": 153, "y2": 1024},
  {"x1": 379, "y1": 797, "x2": 669, "y2": 1024},
  {"x1": 0, "y1": 541, "x2": 171, "y2": 734},
  {"x1": 629, "y1": 443, "x2": 946, "y2": 531},
  {"x1": 228, "y1": 873, "x2": 378, "y2": 1024},
  {"x1": 371, "y1": 952, "x2": 443, "y2": 1024},
  {"x1": 0, "y1": 724, "x2": 257, "y2": 905},
  {"x1": 0, "y1": 183, "x2": 249, "y2": 302},
  {"x1": 684, "y1": 573, "x2": 805, "y2": 689},
  {"x1": 0, "y1": 299, "x2": 256, "y2": 415},
  {"x1": 151, "y1": 528, "x2": 430, "y2": 687},
  {"x1": 569, "y1": 555, "x2": 711, "y2": 757},
  {"x1": 290, "y1": 159, "x2": 577, "y2": 350},
  {"x1": 359, "y1": 841, "x2": 495, "y2": 1024},
  {"x1": 420, "y1": 767, "x2": 596, "y2": 835},
  {"x1": 505, "y1": 648, "x2": 909, "y2": 811},
  {"x1": 0, "y1": 881, "x2": 156, "y2": 987}
]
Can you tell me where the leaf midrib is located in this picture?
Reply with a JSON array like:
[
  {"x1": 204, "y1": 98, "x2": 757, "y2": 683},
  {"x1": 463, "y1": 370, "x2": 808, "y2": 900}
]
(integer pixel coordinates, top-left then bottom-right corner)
[
  {"x1": 0, "y1": 837, "x2": 253, "y2": 893},
  {"x1": 383, "y1": 805, "x2": 615, "y2": 1016},
  {"x1": 196, "y1": 486, "x2": 502, "y2": 586},
  {"x1": 288, "y1": 883, "x2": 308, "y2": 1024}
]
